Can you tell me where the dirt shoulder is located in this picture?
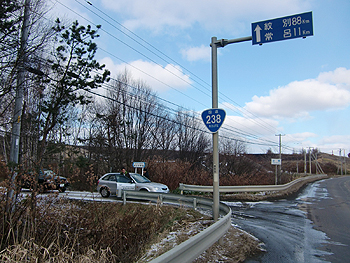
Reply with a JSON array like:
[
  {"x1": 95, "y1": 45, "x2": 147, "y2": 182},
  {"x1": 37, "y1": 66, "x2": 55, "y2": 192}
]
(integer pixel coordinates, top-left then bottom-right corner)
[
  {"x1": 139, "y1": 217, "x2": 264, "y2": 263},
  {"x1": 193, "y1": 226, "x2": 264, "y2": 263},
  {"x1": 180, "y1": 175, "x2": 330, "y2": 262},
  {"x1": 194, "y1": 175, "x2": 331, "y2": 262},
  {"x1": 141, "y1": 175, "x2": 330, "y2": 262}
]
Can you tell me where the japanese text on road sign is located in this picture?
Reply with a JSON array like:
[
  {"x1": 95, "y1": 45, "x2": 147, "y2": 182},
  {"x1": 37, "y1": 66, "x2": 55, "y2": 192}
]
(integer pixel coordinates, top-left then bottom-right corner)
[
  {"x1": 252, "y1": 12, "x2": 313, "y2": 45},
  {"x1": 201, "y1": 108, "x2": 226, "y2": 133},
  {"x1": 133, "y1": 162, "x2": 146, "y2": 168}
]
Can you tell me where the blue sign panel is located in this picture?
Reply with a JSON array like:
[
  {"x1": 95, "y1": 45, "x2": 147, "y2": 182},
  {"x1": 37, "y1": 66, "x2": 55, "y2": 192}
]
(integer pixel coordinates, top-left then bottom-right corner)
[
  {"x1": 201, "y1": 108, "x2": 226, "y2": 133},
  {"x1": 252, "y1": 11, "x2": 313, "y2": 45}
]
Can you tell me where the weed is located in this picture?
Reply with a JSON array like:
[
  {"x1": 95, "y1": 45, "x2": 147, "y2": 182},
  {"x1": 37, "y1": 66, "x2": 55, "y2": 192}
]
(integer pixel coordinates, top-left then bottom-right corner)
[{"x1": 0, "y1": 194, "x2": 206, "y2": 262}]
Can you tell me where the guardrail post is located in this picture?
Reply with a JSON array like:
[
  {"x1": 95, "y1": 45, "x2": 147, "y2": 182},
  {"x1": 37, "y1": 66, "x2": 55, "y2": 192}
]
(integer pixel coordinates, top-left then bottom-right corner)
[
  {"x1": 159, "y1": 194, "x2": 163, "y2": 205},
  {"x1": 123, "y1": 191, "x2": 126, "y2": 205},
  {"x1": 193, "y1": 198, "x2": 197, "y2": 210},
  {"x1": 179, "y1": 183, "x2": 184, "y2": 195}
]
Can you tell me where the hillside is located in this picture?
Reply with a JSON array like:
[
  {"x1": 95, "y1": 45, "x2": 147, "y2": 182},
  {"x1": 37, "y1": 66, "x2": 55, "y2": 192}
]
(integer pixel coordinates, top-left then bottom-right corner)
[{"x1": 245, "y1": 152, "x2": 349, "y2": 176}]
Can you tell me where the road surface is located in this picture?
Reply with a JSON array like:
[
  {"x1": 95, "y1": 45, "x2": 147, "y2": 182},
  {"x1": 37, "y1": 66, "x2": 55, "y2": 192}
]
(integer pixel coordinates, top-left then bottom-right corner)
[
  {"x1": 228, "y1": 176, "x2": 350, "y2": 262},
  {"x1": 306, "y1": 176, "x2": 350, "y2": 263}
]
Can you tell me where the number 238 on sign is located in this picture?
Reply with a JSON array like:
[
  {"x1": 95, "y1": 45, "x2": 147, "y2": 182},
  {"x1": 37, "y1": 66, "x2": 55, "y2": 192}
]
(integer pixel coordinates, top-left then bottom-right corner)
[{"x1": 201, "y1": 108, "x2": 226, "y2": 133}]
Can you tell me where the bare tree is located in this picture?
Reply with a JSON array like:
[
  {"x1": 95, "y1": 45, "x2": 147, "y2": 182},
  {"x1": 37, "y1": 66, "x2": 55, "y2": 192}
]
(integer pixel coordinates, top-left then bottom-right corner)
[
  {"x1": 94, "y1": 71, "x2": 161, "y2": 170},
  {"x1": 175, "y1": 109, "x2": 210, "y2": 164},
  {"x1": 150, "y1": 104, "x2": 177, "y2": 161},
  {"x1": 219, "y1": 137, "x2": 259, "y2": 178},
  {"x1": 1, "y1": 0, "x2": 59, "y2": 165}
]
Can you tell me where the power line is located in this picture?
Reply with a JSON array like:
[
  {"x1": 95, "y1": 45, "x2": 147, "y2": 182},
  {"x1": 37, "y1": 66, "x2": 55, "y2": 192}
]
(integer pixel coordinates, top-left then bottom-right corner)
[
  {"x1": 27, "y1": 50, "x2": 283, "y2": 149},
  {"x1": 77, "y1": 0, "x2": 286, "y2": 138},
  {"x1": 20, "y1": 4, "x2": 295, "y2": 150}
]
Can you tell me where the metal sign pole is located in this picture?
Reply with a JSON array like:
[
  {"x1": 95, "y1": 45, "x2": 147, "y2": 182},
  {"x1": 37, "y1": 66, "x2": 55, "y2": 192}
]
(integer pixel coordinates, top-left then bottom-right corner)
[
  {"x1": 207, "y1": 11, "x2": 313, "y2": 221},
  {"x1": 210, "y1": 36, "x2": 252, "y2": 221},
  {"x1": 211, "y1": 37, "x2": 220, "y2": 221}
]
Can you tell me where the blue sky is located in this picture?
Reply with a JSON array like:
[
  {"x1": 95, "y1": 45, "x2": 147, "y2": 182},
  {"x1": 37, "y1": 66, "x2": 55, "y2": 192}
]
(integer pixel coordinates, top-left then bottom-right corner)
[{"x1": 49, "y1": 0, "x2": 350, "y2": 155}]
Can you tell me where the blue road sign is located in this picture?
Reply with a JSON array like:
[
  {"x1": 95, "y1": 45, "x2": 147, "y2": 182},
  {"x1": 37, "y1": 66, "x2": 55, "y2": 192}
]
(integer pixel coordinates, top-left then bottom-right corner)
[
  {"x1": 202, "y1": 108, "x2": 226, "y2": 133},
  {"x1": 252, "y1": 11, "x2": 313, "y2": 45}
]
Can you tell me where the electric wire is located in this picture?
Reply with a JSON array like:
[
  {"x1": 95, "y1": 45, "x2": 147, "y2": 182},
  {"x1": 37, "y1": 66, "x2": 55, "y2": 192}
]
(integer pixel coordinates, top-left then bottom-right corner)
[
  {"x1": 13, "y1": 2, "x2": 296, "y2": 150},
  {"x1": 53, "y1": 0, "x2": 283, "y2": 138},
  {"x1": 75, "y1": 0, "x2": 284, "y2": 139}
]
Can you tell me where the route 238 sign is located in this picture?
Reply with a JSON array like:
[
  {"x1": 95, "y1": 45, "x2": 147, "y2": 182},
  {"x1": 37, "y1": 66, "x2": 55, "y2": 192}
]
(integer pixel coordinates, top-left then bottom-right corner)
[{"x1": 201, "y1": 108, "x2": 226, "y2": 133}]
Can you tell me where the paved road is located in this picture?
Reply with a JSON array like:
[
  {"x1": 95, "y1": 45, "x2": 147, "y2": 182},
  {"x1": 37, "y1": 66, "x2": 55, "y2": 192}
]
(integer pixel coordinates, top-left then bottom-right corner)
[
  {"x1": 306, "y1": 176, "x2": 350, "y2": 263},
  {"x1": 228, "y1": 176, "x2": 350, "y2": 262}
]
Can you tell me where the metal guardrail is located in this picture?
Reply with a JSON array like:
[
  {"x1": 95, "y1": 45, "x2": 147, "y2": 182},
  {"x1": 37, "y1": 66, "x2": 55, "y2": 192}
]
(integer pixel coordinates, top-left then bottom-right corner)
[
  {"x1": 58, "y1": 174, "x2": 327, "y2": 262},
  {"x1": 122, "y1": 191, "x2": 232, "y2": 263},
  {"x1": 179, "y1": 174, "x2": 328, "y2": 194},
  {"x1": 120, "y1": 174, "x2": 327, "y2": 262}
]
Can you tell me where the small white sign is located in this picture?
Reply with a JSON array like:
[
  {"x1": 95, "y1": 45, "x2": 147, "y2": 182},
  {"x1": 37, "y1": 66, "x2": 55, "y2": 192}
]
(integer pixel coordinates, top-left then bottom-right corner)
[
  {"x1": 133, "y1": 162, "x2": 146, "y2": 168},
  {"x1": 271, "y1": 159, "x2": 281, "y2": 165}
]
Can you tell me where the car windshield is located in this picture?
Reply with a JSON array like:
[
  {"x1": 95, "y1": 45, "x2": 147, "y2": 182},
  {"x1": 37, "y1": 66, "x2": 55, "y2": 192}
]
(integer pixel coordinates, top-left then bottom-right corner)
[
  {"x1": 130, "y1": 173, "x2": 151, "y2": 183},
  {"x1": 39, "y1": 169, "x2": 55, "y2": 179}
]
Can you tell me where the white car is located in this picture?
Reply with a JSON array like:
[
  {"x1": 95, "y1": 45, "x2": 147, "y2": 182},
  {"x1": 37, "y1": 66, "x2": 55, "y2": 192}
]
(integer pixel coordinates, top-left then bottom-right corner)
[{"x1": 97, "y1": 173, "x2": 169, "y2": 198}]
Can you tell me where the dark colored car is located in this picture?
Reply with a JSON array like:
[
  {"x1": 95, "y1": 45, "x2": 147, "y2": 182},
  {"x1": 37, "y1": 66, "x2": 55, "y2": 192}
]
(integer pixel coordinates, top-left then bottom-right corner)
[
  {"x1": 19, "y1": 169, "x2": 69, "y2": 193},
  {"x1": 38, "y1": 169, "x2": 69, "y2": 192}
]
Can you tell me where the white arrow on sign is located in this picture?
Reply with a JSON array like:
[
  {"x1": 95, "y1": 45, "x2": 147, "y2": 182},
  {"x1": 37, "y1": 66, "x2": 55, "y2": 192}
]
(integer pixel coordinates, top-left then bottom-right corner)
[{"x1": 254, "y1": 25, "x2": 262, "y2": 43}]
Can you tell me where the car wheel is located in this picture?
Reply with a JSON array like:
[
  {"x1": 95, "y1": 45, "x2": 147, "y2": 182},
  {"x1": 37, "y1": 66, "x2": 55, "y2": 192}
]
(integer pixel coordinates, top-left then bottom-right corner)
[
  {"x1": 59, "y1": 187, "x2": 66, "y2": 193},
  {"x1": 100, "y1": 187, "x2": 110, "y2": 198}
]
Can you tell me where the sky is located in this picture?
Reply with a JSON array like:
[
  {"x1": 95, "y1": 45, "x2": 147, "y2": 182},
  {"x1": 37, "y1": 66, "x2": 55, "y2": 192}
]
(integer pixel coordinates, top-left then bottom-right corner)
[{"x1": 47, "y1": 0, "x2": 350, "y2": 155}]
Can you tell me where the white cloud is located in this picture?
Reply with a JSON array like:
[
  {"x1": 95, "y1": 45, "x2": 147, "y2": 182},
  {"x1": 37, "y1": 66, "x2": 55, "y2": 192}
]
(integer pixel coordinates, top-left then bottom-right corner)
[
  {"x1": 317, "y1": 67, "x2": 350, "y2": 89},
  {"x1": 245, "y1": 68, "x2": 350, "y2": 119},
  {"x1": 315, "y1": 135, "x2": 350, "y2": 154},
  {"x1": 100, "y1": 57, "x2": 191, "y2": 92},
  {"x1": 180, "y1": 45, "x2": 210, "y2": 62},
  {"x1": 100, "y1": 0, "x2": 312, "y2": 33},
  {"x1": 288, "y1": 132, "x2": 317, "y2": 142},
  {"x1": 220, "y1": 115, "x2": 281, "y2": 153},
  {"x1": 223, "y1": 115, "x2": 279, "y2": 137},
  {"x1": 319, "y1": 135, "x2": 350, "y2": 145}
]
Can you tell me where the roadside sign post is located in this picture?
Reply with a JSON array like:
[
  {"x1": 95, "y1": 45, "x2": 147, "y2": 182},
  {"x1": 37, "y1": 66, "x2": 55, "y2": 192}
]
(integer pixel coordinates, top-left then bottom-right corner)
[
  {"x1": 133, "y1": 162, "x2": 146, "y2": 174},
  {"x1": 210, "y1": 36, "x2": 251, "y2": 221},
  {"x1": 210, "y1": 11, "x2": 313, "y2": 221},
  {"x1": 271, "y1": 159, "x2": 282, "y2": 185}
]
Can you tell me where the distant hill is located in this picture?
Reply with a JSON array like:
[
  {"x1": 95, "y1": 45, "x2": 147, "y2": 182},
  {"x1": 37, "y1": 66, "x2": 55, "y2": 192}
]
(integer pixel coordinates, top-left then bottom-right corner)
[{"x1": 245, "y1": 152, "x2": 349, "y2": 175}]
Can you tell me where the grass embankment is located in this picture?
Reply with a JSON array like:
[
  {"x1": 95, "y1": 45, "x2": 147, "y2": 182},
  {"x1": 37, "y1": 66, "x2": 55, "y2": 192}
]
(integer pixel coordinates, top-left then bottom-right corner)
[
  {"x1": 0, "y1": 196, "x2": 210, "y2": 262},
  {"x1": 1, "y1": 175, "x2": 329, "y2": 262}
]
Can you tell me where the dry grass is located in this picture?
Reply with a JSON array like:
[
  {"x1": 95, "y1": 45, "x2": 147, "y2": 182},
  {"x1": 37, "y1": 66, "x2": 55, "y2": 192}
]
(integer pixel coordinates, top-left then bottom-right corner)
[
  {"x1": 0, "y1": 195, "x2": 210, "y2": 263},
  {"x1": 0, "y1": 158, "x2": 331, "y2": 263},
  {"x1": 193, "y1": 226, "x2": 264, "y2": 263}
]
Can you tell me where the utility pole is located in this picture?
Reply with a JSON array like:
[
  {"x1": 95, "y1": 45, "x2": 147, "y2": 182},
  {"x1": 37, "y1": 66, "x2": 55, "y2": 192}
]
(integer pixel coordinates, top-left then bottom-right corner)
[
  {"x1": 296, "y1": 161, "x2": 299, "y2": 174},
  {"x1": 308, "y1": 147, "x2": 313, "y2": 174},
  {"x1": 340, "y1": 149, "x2": 343, "y2": 176},
  {"x1": 275, "y1": 134, "x2": 284, "y2": 184},
  {"x1": 304, "y1": 148, "x2": 307, "y2": 174},
  {"x1": 8, "y1": 0, "x2": 30, "y2": 206},
  {"x1": 345, "y1": 149, "x2": 347, "y2": 175}
]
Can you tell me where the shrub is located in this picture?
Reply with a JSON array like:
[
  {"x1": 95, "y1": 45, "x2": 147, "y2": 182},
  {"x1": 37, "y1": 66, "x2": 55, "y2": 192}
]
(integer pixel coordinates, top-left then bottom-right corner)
[{"x1": 0, "y1": 196, "x2": 205, "y2": 262}]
